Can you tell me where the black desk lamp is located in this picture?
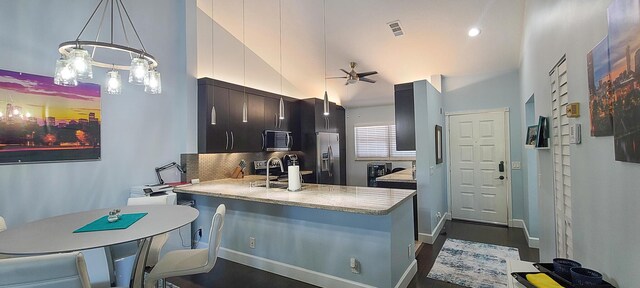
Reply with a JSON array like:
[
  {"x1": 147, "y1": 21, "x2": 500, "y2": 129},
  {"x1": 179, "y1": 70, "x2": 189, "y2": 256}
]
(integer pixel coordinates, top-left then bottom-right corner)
[{"x1": 155, "y1": 162, "x2": 186, "y2": 184}]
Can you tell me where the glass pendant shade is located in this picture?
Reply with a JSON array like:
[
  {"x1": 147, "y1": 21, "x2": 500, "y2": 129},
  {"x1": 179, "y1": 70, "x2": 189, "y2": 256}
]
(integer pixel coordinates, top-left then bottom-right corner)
[
  {"x1": 54, "y1": 57, "x2": 78, "y2": 87},
  {"x1": 211, "y1": 105, "x2": 217, "y2": 125},
  {"x1": 106, "y1": 70, "x2": 122, "y2": 95},
  {"x1": 279, "y1": 97, "x2": 285, "y2": 120},
  {"x1": 242, "y1": 99, "x2": 248, "y2": 123},
  {"x1": 323, "y1": 91, "x2": 330, "y2": 115},
  {"x1": 69, "y1": 48, "x2": 93, "y2": 79},
  {"x1": 144, "y1": 70, "x2": 162, "y2": 94},
  {"x1": 129, "y1": 57, "x2": 149, "y2": 85}
]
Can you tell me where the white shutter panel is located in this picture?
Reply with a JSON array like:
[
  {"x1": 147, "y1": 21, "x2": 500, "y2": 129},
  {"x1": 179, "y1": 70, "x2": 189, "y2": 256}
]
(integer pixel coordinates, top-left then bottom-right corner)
[
  {"x1": 355, "y1": 126, "x2": 390, "y2": 159},
  {"x1": 551, "y1": 57, "x2": 573, "y2": 258}
]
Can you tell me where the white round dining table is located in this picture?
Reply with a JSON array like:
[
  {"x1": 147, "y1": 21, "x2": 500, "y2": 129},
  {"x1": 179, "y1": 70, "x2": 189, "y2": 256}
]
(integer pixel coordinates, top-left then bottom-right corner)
[{"x1": 0, "y1": 205, "x2": 198, "y2": 288}]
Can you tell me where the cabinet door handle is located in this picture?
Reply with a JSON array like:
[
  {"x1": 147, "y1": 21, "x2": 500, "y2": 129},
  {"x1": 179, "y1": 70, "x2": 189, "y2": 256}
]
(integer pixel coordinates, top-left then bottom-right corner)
[
  {"x1": 286, "y1": 133, "x2": 291, "y2": 148},
  {"x1": 230, "y1": 131, "x2": 234, "y2": 150},
  {"x1": 225, "y1": 131, "x2": 229, "y2": 150}
]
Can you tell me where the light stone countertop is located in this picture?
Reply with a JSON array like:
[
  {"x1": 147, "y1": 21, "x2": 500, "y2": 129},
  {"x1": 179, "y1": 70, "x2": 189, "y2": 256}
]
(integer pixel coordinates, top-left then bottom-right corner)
[
  {"x1": 175, "y1": 177, "x2": 416, "y2": 215},
  {"x1": 375, "y1": 169, "x2": 417, "y2": 184}
]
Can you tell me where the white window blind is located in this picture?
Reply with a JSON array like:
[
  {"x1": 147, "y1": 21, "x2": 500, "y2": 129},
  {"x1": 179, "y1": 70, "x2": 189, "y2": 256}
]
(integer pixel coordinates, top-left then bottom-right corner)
[
  {"x1": 355, "y1": 125, "x2": 416, "y2": 160},
  {"x1": 389, "y1": 125, "x2": 417, "y2": 158}
]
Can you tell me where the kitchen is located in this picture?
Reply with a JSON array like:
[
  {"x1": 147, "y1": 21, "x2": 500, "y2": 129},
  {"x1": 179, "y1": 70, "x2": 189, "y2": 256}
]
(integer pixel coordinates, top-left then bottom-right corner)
[{"x1": 2, "y1": 0, "x2": 639, "y2": 288}]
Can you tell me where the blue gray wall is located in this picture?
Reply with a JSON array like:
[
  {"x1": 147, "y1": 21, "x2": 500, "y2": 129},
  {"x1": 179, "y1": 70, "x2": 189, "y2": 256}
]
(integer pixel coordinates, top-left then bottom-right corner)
[
  {"x1": 414, "y1": 80, "x2": 447, "y2": 234},
  {"x1": 521, "y1": 0, "x2": 639, "y2": 286},
  {"x1": 442, "y1": 70, "x2": 526, "y2": 228},
  {"x1": 0, "y1": 0, "x2": 197, "y2": 226}
]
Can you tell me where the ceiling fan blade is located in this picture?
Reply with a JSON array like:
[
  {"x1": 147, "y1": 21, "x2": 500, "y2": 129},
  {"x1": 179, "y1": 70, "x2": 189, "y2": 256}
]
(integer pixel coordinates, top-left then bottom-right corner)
[
  {"x1": 340, "y1": 69, "x2": 350, "y2": 75},
  {"x1": 326, "y1": 76, "x2": 347, "y2": 79},
  {"x1": 357, "y1": 71, "x2": 378, "y2": 78},
  {"x1": 359, "y1": 77, "x2": 376, "y2": 83}
]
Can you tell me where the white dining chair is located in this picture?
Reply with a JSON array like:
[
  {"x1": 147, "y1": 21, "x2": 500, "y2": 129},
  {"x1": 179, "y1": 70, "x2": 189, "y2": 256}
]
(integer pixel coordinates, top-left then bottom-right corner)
[
  {"x1": 0, "y1": 252, "x2": 91, "y2": 288},
  {"x1": 0, "y1": 216, "x2": 9, "y2": 260},
  {"x1": 144, "y1": 204, "x2": 226, "y2": 288},
  {"x1": 109, "y1": 196, "x2": 172, "y2": 286}
]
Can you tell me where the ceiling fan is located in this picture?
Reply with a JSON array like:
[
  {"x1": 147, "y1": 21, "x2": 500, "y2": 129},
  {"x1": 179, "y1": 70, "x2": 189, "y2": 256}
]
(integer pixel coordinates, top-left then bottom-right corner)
[{"x1": 327, "y1": 62, "x2": 378, "y2": 85}]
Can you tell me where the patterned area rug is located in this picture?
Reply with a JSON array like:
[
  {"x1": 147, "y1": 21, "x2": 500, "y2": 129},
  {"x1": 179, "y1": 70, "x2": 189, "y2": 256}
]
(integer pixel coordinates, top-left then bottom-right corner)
[{"x1": 427, "y1": 238, "x2": 520, "y2": 288}]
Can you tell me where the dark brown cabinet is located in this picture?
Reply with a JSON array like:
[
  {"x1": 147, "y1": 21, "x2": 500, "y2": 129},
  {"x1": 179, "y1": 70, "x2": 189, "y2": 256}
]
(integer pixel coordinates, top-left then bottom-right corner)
[
  {"x1": 394, "y1": 82, "x2": 416, "y2": 151},
  {"x1": 198, "y1": 79, "x2": 264, "y2": 153},
  {"x1": 299, "y1": 98, "x2": 346, "y2": 185},
  {"x1": 198, "y1": 78, "x2": 300, "y2": 153}
]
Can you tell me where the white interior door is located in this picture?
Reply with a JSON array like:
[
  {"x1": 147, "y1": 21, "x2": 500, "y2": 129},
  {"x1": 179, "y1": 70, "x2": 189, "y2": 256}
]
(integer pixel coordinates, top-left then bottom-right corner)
[{"x1": 449, "y1": 111, "x2": 509, "y2": 225}]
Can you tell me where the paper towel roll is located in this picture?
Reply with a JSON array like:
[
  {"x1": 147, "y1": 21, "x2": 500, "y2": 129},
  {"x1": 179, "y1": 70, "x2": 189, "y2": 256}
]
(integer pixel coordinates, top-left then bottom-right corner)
[{"x1": 288, "y1": 165, "x2": 301, "y2": 191}]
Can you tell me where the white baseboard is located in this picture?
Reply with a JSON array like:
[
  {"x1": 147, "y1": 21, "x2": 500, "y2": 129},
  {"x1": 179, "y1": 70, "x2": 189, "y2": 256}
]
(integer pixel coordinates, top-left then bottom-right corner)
[
  {"x1": 394, "y1": 260, "x2": 417, "y2": 288},
  {"x1": 418, "y1": 212, "x2": 449, "y2": 244},
  {"x1": 509, "y1": 219, "x2": 540, "y2": 249},
  {"x1": 218, "y1": 247, "x2": 388, "y2": 288}
]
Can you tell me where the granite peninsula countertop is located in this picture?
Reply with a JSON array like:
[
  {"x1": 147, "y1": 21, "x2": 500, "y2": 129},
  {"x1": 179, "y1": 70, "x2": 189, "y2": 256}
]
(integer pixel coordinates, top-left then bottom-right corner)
[
  {"x1": 174, "y1": 176, "x2": 416, "y2": 215},
  {"x1": 375, "y1": 169, "x2": 417, "y2": 184}
]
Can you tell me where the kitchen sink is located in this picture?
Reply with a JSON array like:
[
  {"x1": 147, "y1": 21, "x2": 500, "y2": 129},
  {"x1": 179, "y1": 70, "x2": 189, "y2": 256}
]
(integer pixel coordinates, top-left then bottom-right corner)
[{"x1": 250, "y1": 181, "x2": 308, "y2": 190}]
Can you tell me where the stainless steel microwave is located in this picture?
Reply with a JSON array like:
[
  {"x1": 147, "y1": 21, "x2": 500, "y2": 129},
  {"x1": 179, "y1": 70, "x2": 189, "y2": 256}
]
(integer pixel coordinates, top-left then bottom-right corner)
[{"x1": 263, "y1": 130, "x2": 292, "y2": 151}]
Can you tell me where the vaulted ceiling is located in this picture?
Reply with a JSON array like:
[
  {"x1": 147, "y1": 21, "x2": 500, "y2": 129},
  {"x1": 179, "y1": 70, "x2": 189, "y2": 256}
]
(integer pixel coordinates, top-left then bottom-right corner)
[{"x1": 199, "y1": 0, "x2": 525, "y2": 108}]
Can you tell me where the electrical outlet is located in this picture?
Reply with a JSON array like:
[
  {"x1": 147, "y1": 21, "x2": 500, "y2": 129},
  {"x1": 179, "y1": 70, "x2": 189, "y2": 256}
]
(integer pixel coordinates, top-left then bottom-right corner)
[
  {"x1": 436, "y1": 212, "x2": 442, "y2": 220},
  {"x1": 511, "y1": 161, "x2": 521, "y2": 170},
  {"x1": 350, "y1": 257, "x2": 360, "y2": 274},
  {"x1": 249, "y1": 237, "x2": 256, "y2": 249}
]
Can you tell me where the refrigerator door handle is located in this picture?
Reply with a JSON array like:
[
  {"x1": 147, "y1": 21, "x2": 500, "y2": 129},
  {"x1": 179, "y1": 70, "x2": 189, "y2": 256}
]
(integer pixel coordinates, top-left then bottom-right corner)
[{"x1": 328, "y1": 145, "x2": 333, "y2": 177}]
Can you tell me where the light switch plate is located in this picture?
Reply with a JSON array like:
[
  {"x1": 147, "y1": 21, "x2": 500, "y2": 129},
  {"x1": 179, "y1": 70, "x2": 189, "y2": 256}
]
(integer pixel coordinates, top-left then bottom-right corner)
[{"x1": 511, "y1": 161, "x2": 521, "y2": 170}]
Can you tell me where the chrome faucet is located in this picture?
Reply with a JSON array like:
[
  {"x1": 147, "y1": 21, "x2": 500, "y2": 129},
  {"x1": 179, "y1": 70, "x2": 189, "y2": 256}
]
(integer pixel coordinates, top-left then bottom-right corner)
[{"x1": 266, "y1": 157, "x2": 284, "y2": 189}]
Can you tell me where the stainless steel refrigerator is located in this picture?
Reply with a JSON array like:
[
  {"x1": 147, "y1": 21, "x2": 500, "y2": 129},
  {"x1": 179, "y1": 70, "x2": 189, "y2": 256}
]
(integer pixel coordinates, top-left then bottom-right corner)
[{"x1": 315, "y1": 132, "x2": 341, "y2": 185}]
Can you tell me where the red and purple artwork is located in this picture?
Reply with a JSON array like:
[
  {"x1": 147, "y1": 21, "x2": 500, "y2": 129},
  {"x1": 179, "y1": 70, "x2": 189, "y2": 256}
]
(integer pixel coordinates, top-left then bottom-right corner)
[{"x1": 0, "y1": 69, "x2": 101, "y2": 164}]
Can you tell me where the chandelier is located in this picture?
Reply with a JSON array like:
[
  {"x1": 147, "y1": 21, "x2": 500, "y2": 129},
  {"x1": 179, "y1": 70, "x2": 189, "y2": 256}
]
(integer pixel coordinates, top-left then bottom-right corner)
[{"x1": 54, "y1": 0, "x2": 161, "y2": 94}]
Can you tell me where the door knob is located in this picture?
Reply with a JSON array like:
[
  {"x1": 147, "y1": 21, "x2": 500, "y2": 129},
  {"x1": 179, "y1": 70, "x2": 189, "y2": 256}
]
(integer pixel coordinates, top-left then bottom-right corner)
[{"x1": 495, "y1": 176, "x2": 505, "y2": 180}]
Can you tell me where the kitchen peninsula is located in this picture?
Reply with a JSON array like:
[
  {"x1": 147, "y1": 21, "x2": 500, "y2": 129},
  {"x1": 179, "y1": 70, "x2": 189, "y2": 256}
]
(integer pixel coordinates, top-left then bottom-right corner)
[{"x1": 175, "y1": 177, "x2": 417, "y2": 288}]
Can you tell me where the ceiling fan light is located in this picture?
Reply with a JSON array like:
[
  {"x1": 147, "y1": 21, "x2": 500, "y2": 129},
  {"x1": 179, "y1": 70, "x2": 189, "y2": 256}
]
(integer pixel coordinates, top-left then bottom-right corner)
[
  {"x1": 106, "y1": 70, "x2": 122, "y2": 95},
  {"x1": 144, "y1": 70, "x2": 162, "y2": 94},
  {"x1": 129, "y1": 57, "x2": 149, "y2": 85},
  {"x1": 54, "y1": 56, "x2": 78, "y2": 87},
  {"x1": 468, "y1": 27, "x2": 481, "y2": 37},
  {"x1": 68, "y1": 47, "x2": 93, "y2": 79}
]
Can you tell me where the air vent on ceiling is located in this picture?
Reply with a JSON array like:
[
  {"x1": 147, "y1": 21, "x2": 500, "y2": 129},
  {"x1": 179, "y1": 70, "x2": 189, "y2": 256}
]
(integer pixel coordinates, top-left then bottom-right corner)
[{"x1": 387, "y1": 20, "x2": 404, "y2": 37}]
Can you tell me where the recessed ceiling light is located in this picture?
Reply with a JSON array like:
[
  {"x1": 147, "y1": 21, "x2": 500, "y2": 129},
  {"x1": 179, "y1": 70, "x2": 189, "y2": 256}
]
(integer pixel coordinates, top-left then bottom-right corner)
[{"x1": 468, "y1": 27, "x2": 481, "y2": 37}]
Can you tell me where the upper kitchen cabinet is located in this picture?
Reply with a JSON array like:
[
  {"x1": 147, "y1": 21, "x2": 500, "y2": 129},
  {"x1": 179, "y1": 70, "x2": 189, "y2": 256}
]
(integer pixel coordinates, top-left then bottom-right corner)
[
  {"x1": 198, "y1": 78, "x2": 301, "y2": 153},
  {"x1": 394, "y1": 82, "x2": 416, "y2": 151},
  {"x1": 198, "y1": 78, "x2": 264, "y2": 153},
  {"x1": 300, "y1": 98, "x2": 340, "y2": 133},
  {"x1": 227, "y1": 90, "x2": 264, "y2": 152}
]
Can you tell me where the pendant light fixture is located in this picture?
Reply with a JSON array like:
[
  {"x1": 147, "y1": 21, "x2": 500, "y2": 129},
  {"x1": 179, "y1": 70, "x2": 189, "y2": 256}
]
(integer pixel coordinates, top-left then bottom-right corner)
[
  {"x1": 278, "y1": 0, "x2": 285, "y2": 121},
  {"x1": 322, "y1": 0, "x2": 330, "y2": 116},
  {"x1": 242, "y1": 0, "x2": 248, "y2": 123},
  {"x1": 210, "y1": 0, "x2": 216, "y2": 125},
  {"x1": 54, "y1": 0, "x2": 160, "y2": 94}
]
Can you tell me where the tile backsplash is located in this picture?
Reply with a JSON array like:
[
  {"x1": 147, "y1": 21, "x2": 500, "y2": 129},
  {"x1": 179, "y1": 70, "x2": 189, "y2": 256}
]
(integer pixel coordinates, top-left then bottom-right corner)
[{"x1": 181, "y1": 151, "x2": 304, "y2": 182}]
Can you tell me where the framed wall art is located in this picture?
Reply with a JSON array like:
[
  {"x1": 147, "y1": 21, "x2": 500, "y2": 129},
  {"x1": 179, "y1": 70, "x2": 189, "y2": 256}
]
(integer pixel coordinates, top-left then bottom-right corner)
[
  {"x1": 435, "y1": 125, "x2": 443, "y2": 164},
  {"x1": 0, "y1": 69, "x2": 101, "y2": 164}
]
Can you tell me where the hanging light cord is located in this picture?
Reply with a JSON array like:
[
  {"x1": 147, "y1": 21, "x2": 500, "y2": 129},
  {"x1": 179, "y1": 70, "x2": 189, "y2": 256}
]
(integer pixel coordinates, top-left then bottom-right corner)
[
  {"x1": 323, "y1": 0, "x2": 327, "y2": 92},
  {"x1": 75, "y1": 0, "x2": 146, "y2": 53},
  {"x1": 211, "y1": 0, "x2": 214, "y2": 78},
  {"x1": 243, "y1": 0, "x2": 246, "y2": 98},
  {"x1": 280, "y1": 0, "x2": 283, "y2": 94}
]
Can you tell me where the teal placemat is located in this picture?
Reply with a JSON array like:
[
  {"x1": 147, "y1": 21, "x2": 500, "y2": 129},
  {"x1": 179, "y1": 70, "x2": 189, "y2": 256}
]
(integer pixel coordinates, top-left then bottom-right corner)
[{"x1": 74, "y1": 213, "x2": 148, "y2": 233}]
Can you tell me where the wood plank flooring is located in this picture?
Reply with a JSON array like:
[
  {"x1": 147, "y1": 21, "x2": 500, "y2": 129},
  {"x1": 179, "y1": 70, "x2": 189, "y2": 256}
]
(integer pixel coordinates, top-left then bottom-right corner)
[{"x1": 170, "y1": 220, "x2": 539, "y2": 288}]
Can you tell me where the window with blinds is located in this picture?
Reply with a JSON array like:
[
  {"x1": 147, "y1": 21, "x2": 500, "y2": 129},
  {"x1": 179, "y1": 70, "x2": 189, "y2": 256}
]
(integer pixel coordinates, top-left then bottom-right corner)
[{"x1": 355, "y1": 125, "x2": 416, "y2": 160}]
